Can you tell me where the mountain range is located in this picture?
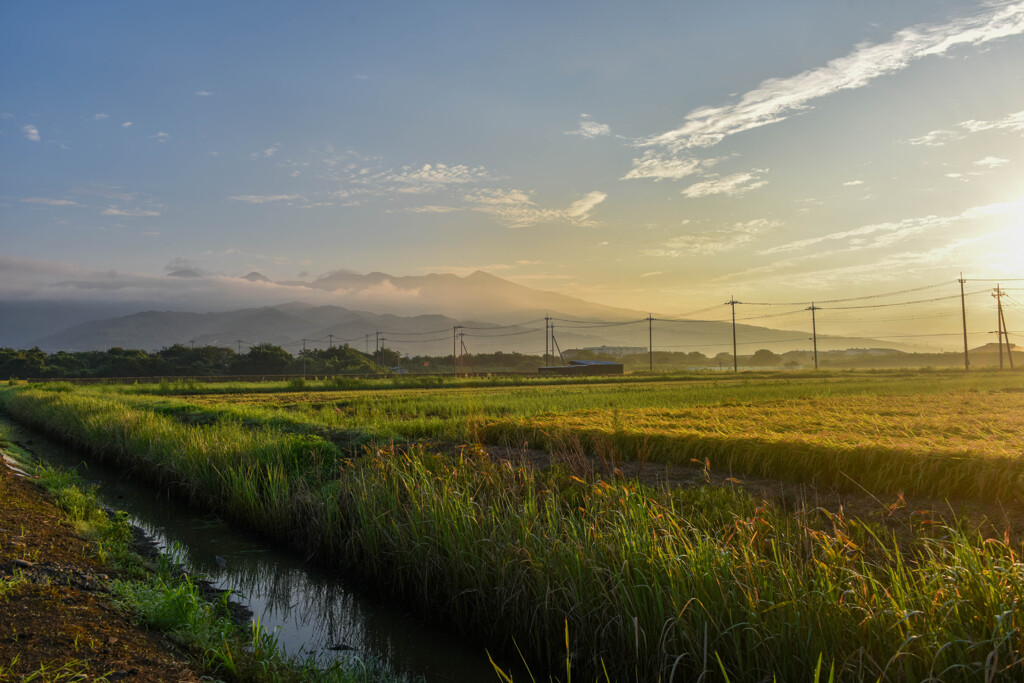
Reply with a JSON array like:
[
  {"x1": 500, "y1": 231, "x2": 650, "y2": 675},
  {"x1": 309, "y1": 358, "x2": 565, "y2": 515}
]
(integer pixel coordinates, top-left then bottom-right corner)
[{"x1": 9, "y1": 269, "x2": 910, "y2": 356}]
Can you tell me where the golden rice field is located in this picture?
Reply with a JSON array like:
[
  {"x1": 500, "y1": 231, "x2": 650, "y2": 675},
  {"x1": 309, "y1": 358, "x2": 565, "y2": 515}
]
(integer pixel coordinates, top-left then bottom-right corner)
[{"x1": 4, "y1": 370, "x2": 1024, "y2": 681}]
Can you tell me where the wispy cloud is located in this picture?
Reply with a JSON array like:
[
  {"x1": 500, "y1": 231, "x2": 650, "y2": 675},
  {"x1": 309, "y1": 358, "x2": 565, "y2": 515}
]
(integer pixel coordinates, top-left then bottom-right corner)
[
  {"x1": 647, "y1": 218, "x2": 781, "y2": 257},
  {"x1": 150, "y1": 131, "x2": 170, "y2": 143},
  {"x1": 566, "y1": 113, "x2": 610, "y2": 138},
  {"x1": 908, "y1": 109, "x2": 1024, "y2": 146},
  {"x1": 94, "y1": 113, "x2": 109, "y2": 120},
  {"x1": 681, "y1": 170, "x2": 767, "y2": 198},
  {"x1": 622, "y1": 152, "x2": 720, "y2": 181},
  {"x1": 195, "y1": 90, "x2": 214, "y2": 96},
  {"x1": 907, "y1": 129, "x2": 960, "y2": 146},
  {"x1": 733, "y1": 232, "x2": 1001, "y2": 290},
  {"x1": 372, "y1": 163, "x2": 490, "y2": 193},
  {"x1": 101, "y1": 205, "x2": 161, "y2": 217},
  {"x1": 974, "y1": 156, "x2": 1010, "y2": 168},
  {"x1": 407, "y1": 205, "x2": 461, "y2": 214},
  {"x1": 960, "y1": 109, "x2": 1024, "y2": 134},
  {"x1": 22, "y1": 124, "x2": 40, "y2": 142},
  {"x1": 640, "y1": 3, "x2": 1024, "y2": 152},
  {"x1": 459, "y1": 189, "x2": 608, "y2": 228},
  {"x1": 228, "y1": 194, "x2": 303, "y2": 204},
  {"x1": 760, "y1": 197, "x2": 1023, "y2": 256},
  {"x1": 20, "y1": 197, "x2": 80, "y2": 206},
  {"x1": 122, "y1": 121, "x2": 133, "y2": 128},
  {"x1": 843, "y1": 179, "x2": 865, "y2": 186}
]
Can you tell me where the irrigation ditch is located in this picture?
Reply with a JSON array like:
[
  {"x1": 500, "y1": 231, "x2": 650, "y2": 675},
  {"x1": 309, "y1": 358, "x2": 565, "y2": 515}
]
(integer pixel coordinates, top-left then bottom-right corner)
[{"x1": 0, "y1": 415, "x2": 508, "y2": 682}]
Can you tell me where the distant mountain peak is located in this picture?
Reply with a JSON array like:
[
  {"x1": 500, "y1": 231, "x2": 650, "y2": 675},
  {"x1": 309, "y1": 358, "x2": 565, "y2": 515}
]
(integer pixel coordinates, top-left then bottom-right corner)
[{"x1": 242, "y1": 271, "x2": 271, "y2": 283}]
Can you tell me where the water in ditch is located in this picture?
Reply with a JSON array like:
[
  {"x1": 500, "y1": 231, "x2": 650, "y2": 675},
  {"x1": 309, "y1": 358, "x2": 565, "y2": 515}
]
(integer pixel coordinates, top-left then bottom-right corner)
[{"x1": 3, "y1": 418, "x2": 508, "y2": 682}]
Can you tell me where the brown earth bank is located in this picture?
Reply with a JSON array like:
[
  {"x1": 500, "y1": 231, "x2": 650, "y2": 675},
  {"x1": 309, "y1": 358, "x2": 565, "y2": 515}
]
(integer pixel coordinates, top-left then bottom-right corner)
[{"x1": 0, "y1": 461, "x2": 202, "y2": 682}]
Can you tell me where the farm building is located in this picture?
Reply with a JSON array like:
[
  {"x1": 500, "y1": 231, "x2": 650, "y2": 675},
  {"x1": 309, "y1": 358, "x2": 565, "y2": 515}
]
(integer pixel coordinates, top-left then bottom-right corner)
[{"x1": 538, "y1": 359, "x2": 624, "y2": 376}]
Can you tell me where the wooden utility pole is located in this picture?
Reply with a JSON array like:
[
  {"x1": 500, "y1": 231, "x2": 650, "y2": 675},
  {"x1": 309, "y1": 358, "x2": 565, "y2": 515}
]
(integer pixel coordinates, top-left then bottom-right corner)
[
  {"x1": 727, "y1": 297, "x2": 738, "y2": 372},
  {"x1": 302, "y1": 339, "x2": 307, "y2": 377},
  {"x1": 807, "y1": 303, "x2": 820, "y2": 370},
  {"x1": 1001, "y1": 304, "x2": 1015, "y2": 369},
  {"x1": 459, "y1": 331, "x2": 468, "y2": 374},
  {"x1": 994, "y1": 285, "x2": 1014, "y2": 369},
  {"x1": 959, "y1": 274, "x2": 970, "y2": 371},
  {"x1": 328, "y1": 334, "x2": 334, "y2": 349},
  {"x1": 452, "y1": 325, "x2": 464, "y2": 375},
  {"x1": 544, "y1": 316, "x2": 551, "y2": 367},
  {"x1": 994, "y1": 285, "x2": 1006, "y2": 370},
  {"x1": 648, "y1": 314, "x2": 653, "y2": 372}
]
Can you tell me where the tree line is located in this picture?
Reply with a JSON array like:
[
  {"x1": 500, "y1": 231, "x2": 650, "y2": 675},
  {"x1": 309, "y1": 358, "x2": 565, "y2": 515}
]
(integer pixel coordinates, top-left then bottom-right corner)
[{"x1": 0, "y1": 344, "x2": 383, "y2": 379}]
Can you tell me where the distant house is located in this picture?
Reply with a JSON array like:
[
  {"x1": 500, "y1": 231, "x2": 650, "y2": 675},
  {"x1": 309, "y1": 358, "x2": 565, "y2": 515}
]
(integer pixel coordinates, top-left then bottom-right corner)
[{"x1": 539, "y1": 360, "x2": 623, "y2": 376}]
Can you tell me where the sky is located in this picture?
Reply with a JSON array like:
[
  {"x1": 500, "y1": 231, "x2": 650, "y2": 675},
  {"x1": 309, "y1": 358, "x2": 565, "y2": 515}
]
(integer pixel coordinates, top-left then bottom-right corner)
[{"x1": 2, "y1": 0, "x2": 1024, "y2": 345}]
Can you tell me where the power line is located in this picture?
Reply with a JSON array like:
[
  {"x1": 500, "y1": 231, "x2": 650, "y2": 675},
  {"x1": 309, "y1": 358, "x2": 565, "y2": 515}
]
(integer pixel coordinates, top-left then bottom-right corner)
[
  {"x1": 738, "y1": 280, "x2": 952, "y2": 306},
  {"x1": 461, "y1": 318, "x2": 546, "y2": 330},
  {"x1": 819, "y1": 290, "x2": 988, "y2": 311},
  {"x1": 464, "y1": 327, "x2": 545, "y2": 338},
  {"x1": 548, "y1": 317, "x2": 647, "y2": 327}
]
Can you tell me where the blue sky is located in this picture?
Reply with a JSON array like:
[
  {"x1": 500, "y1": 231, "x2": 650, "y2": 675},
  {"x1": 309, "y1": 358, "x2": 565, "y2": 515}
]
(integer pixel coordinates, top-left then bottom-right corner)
[{"x1": 2, "y1": 0, "x2": 1023, "y2": 338}]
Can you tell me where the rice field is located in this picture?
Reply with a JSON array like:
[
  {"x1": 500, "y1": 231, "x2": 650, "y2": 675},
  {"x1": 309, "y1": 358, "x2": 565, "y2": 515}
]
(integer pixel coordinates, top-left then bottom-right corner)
[{"x1": 2, "y1": 370, "x2": 1023, "y2": 681}]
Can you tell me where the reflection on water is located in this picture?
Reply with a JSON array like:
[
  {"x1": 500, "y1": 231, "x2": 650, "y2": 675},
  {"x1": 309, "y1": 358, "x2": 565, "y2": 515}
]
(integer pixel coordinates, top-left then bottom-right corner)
[{"x1": 7, "y1": 420, "x2": 501, "y2": 682}]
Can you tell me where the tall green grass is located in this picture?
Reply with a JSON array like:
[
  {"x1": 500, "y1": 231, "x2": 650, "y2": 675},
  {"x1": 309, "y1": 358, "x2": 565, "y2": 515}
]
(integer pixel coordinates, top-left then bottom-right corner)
[
  {"x1": 2, "y1": 384, "x2": 1023, "y2": 681},
  {"x1": 81, "y1": 371, "x2": 1024, "y2": 502}
]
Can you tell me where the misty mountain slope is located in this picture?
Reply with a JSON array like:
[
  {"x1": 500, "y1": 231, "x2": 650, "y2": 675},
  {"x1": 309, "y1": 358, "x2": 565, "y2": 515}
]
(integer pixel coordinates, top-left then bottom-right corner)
[{"x1": 20, "y1": 270, "x2": 916, "y2": 354}]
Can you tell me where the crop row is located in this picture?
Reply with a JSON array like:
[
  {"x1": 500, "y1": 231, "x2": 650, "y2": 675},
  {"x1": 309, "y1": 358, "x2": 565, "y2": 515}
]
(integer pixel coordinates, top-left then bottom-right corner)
[{"x1": 94, "y1": 372, "x2": 1024, "y2": 502}]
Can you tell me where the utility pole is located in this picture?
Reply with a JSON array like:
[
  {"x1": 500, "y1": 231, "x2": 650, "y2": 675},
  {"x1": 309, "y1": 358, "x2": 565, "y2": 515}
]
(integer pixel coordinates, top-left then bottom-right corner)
[
  {"x1": 328, "y1": 334, "x2": 334, "y2": 349},
  {"x1": 1001, "y1": 302, "x2": 1015, "y2": 370},
  {"x1": 459, "y1": 331, "x2": 468, "y2": 374},
  {"x1": 544, "y1": 316, "x2": 551, "y2": 367},
  {"x1": 648, "y1": 314, "x2": 653, "y2": 372},
  {"x1": 365, "y1": 334, "x2": 369, "y2": 355},
  {"x1": 959, "y1": 274, "x2": 970, "y2": 372},
  {"x1": 994, "y1": 285, "x2": 1013, "y2": 370},
  {"x1": 302, "y1": 339, "x2": 307, "y2": 377},
  {"x1": 726, "y1": 296, "x2": 739, "y2": 373},
  {"x1": 807, "y1": 303, "x2": 820, "y2": 370},
  {"x1": 994, "y1": 285, "x2": 1005, "y2": 370},
  {"x1": 550, "y1": 325, "x2": 565, "y2": 364},
  {"x1": 453, "y1": 325, "x2": 463, "y2": 375},
  {"x1": 375, "y1": 331, "x2": 380, "y2": 363},
  {"x1": 189, "y1": 339, "x2": 195, "y2": 350},
  {"x1": 237, "y1": 339, "x2": 242, "y2": 354}
]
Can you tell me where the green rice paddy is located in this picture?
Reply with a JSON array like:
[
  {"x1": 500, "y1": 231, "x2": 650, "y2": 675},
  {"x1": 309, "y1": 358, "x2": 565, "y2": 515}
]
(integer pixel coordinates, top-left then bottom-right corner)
[{"x1": 2, "y1": 369, "x2": 1023, "y2": 681}]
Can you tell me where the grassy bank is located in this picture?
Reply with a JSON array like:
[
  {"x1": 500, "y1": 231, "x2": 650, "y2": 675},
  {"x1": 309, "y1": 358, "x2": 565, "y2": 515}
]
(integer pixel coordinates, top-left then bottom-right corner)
[
  {"x1": 2, "y1": 379, "x2": 1024, "y2": 681},
  {"x1": 0, "y1": 423, "x2": 403, "y2": 683}
]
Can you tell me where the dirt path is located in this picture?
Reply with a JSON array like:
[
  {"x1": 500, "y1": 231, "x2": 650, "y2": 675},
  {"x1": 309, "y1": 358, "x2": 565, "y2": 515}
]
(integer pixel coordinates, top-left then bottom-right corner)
[{"x1": 0, "y1": 461, "x2": 202, "y2": 682}]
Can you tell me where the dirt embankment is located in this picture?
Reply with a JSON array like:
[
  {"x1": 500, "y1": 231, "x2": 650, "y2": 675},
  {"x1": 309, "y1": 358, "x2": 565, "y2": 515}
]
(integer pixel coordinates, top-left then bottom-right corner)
[{"x1": 0, "y1": 461, "x2": 201, "y2": 682}]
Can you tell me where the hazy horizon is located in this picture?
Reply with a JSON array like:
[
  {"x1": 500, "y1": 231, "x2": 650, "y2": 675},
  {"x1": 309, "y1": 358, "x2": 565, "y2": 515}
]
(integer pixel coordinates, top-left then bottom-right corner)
[{"x1": 2, "y1": 1, "x2": 1023, "y2": 348}]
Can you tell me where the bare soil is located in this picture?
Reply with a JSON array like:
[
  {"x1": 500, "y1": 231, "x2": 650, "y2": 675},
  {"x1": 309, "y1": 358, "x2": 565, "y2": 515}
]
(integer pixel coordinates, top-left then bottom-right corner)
[{"x1": 0, "y1": 461, "x2": 201, "y2": 682}]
